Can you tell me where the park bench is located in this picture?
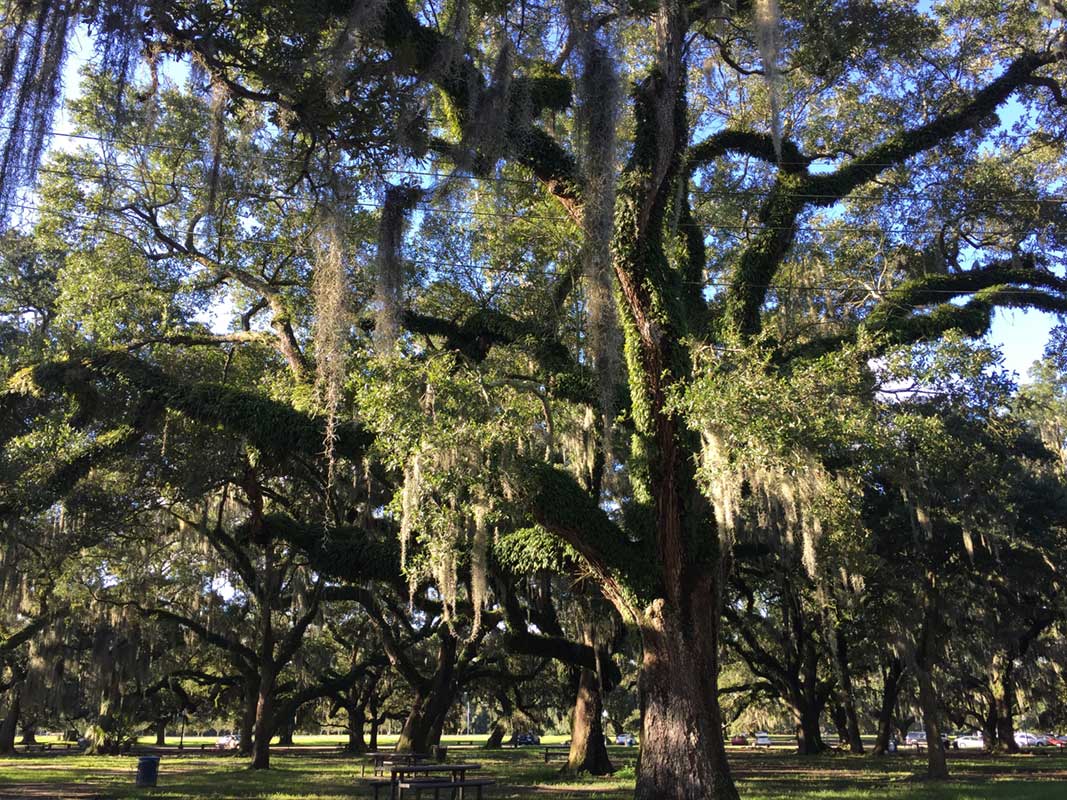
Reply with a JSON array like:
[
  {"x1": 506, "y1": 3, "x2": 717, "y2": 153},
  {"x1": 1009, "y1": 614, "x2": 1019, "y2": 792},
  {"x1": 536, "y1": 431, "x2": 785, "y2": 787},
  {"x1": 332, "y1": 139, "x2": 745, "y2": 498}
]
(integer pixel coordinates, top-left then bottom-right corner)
[
  {"x1": 395, "y1": 778, "x2": 495, "y2": 799},
  {"x1": 20, "y1": 742, "x2": 76, "y2": 752},
  {"x1": 543, "y1": 745, "x2": 569, "y2": 763},
  {"x1": 369, "y1": 776, "x2": 443, "y2": 800}
]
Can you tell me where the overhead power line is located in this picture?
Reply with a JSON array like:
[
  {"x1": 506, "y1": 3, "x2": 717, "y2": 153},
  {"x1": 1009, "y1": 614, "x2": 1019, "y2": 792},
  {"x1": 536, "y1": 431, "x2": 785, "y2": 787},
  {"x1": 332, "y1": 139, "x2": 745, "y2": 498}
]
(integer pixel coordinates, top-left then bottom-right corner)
[
  {"x1": 6, "y1": 200, "x2": 1063, "y2": 298},
  {"x1": 10, "y1": 124, "x2": 1067, "y2": 206}
]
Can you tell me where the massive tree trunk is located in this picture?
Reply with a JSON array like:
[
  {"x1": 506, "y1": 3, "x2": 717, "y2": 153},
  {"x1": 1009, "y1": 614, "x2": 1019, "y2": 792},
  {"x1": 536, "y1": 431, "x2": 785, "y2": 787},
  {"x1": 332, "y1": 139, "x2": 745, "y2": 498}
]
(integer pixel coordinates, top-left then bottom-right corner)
[
  {"x1": 991, "y1": 651, "x2": 1019, "y2": 753},
  {"x1": 566, "y1": 664, "x2": 614, "y2": 775},
  {"x1": 346, "y1": 707, "x2": 367, "y2": 753},
  {"x1": 343, "y1": 681, "x2": 371, "y2": 753},
  {"x1": 396, "y1": 635, "x2": 459, "y2": 753},
  {"x1": 873, "y1": 658, "x2": 905, "y2": 755},
  {"x1": 397, "y1": 684, "x2": 456, "y2": 753},
  {"x1": 0, "y1": 691, "x2": 19, "y2": 755},
  {"x1": 154, "y1": 720, "x2": 166, "y2": 746},
  {"x1": 794, "y1": 699, "x2": 825, "y2": 755},
  {"x1": 636, "y1": 587, "x2": 738, "y2": 800},
  {"x1": 981, "y1": 701, "x2": 998, "y2": 751}
]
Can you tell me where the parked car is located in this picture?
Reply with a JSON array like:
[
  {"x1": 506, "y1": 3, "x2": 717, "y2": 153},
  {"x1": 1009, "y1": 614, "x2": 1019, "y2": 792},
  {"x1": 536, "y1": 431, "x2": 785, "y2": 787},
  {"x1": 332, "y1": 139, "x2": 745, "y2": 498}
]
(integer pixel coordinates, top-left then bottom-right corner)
[
  {"x1": 904, "y1": 730, "x2": 951, "y2": 747},
  {"x1": 956, "y1": 733, "x2": 985, "y2": 750},
  {"x1": 730, "y1": 734, "x2": 748, "y2": 746},
  {"x1": 1047, "y1": 733, "x2": 1067, "y2": 748},
  {"x1": 753, "y1": 731, "x2": 772, "y2": 747},
  {"x1": 512, "y1": 731, "x2": 540, "y2": 746},
  {"x1": 1015, "y1": 731, "x2": 1041, "y2": 748},
  {"x1": 614, "y1": 733, "x2": 637, "y2": 746},
  {"x1": 215, "y1": 733, "x2": 240, "y2": 750}
]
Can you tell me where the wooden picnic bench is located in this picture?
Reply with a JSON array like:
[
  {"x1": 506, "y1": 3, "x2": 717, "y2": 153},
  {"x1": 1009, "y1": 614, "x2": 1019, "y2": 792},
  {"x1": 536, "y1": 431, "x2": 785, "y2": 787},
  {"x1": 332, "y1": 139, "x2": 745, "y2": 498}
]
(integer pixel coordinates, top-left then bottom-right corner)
[
  {"x1": 395, "y1": 778, "x2": 495, "y2": 799},
  {"x1": 362, "y1": 751, "x2": 431, "y2": 777},
  {"x1": 543, "y1": 745, "x2": 569, "y2": 763},
  {"x1": 19, "y1": 742, "x2": 77, "y2": 753},
  {"x1": 369, "y1": 762, "x2": 485, "y2": 800}
]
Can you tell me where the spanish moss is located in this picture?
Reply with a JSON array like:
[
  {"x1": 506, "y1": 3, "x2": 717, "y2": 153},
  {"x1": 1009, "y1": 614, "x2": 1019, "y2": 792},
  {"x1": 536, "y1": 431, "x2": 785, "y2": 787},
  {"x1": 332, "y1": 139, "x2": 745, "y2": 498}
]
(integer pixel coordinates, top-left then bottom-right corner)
[
  {"x1": 754, "y1": 0, "x2": 783, "y2": 161},
  {"x1": 314, "y1": 205, "x2": 350, "y2": 488}
]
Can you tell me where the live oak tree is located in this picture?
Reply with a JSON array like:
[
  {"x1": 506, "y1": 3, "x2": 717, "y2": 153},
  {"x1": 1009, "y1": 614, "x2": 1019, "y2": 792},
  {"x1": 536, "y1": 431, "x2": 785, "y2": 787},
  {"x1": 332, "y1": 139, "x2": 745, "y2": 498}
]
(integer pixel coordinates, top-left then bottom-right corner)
[{"x1": 3, "y1": 1, "x2": 1067, "y2": 797}]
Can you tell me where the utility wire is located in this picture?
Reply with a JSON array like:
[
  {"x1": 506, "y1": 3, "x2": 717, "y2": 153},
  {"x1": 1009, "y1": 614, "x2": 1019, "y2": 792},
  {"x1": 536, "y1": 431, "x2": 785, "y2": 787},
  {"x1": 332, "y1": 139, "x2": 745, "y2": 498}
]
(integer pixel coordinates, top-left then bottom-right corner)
[
  {"x1": 12, "y1": 191, "x2": 1066, "y2": 238},
  {"x1": 13, "y1": 124, "x2": 1067, "y2": 205},
  {"x1": 7, "y1": 201, "x2": 1063, "y2": 297}
]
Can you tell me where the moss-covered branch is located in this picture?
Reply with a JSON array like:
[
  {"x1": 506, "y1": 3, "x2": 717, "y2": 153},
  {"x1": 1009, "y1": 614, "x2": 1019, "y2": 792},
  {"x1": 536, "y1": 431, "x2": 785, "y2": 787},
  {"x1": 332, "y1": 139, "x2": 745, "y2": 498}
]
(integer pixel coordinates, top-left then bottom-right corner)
[
  {"x1": 378, "y1": 0, "x2": 583, "y2": 215},
  {"x1": 9, "y1": 351, "x2": 372, "y2": 463},
  {"x1": 525, "y1": 462, "x2": 655, "y2": 618},
  {"x1": 725, "y1": 48, "x2": 1065, "y2": 341},
  {"x1": 804, "y1": 50, "x2": 1064, "y2": 207},
  {"x1": 257, "y1": 513, "x2": 403, "y2": 588},
  {"x1": 688, "y1": 128, "x2": 809, "y2": 175},
  {"x1": 777, "y1": 259, "x2": 1067, "y2": 362}
]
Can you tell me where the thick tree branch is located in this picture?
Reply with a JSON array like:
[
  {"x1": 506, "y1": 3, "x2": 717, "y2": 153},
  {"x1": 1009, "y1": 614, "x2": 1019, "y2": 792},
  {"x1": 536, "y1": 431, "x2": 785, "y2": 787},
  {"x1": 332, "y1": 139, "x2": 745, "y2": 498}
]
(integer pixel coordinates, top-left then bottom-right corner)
[
  {"x1": 525, "y1": 462, "x2": 653, "y2": 619},
  {"x1": 725, "y1": 48, "x2": 1065, "y2": 340}
]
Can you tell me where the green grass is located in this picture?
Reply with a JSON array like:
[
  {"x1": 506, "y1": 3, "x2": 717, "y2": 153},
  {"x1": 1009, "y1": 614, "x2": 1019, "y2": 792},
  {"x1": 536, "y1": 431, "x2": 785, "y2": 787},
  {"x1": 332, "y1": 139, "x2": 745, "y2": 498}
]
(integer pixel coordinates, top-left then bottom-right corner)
[{"x1": 0, "y1": 746, "x2": 1065, "y2": 799}]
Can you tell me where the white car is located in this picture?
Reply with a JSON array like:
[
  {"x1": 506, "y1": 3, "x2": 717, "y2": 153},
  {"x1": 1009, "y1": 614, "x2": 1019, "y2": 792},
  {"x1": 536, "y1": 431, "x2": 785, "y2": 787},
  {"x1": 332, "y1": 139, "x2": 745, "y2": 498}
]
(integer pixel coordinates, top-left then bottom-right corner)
[
  {"x1": 614, "y1": 733, "x2": 637, "y2": 746},
  {"x1": 956, "y1": 733, "x2": 985, "y2": 750},
  {"x1": 753, "y1": 731, "x2": 772, "y2": 747},
  {"x1": 1014, "y1": 731, "x2": 1041, "y2": 747},
  {"x1": 215, "y1": 734, "x2": 241, "y2": 750}
]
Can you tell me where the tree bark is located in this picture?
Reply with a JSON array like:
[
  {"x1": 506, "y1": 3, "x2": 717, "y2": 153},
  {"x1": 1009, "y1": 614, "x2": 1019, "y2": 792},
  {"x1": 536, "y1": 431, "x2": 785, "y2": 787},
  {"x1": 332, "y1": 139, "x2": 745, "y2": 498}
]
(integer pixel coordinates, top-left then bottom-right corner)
[
  {"x1": 794, "y1": 700, "x2": 826, "y2": 755},
  {"x1": 565, "y1": 664, "x2": 614, "y2": 775},
  {"x1": 396, "y1": 635, "x2": 458, "y2": 753},
  {"x1": 344, "y1": 685, "x2": 370, "y2": 753},
  {"x1": 915, "y1": 662, "x2": 948, "y2": 779},
  {"x1": 239, "y1": 677, "x2": 258, "y2": 756},
  {"x1": 0, "y1": 691, "x2": 19, "y2": 755},
  {"x1": 251, "y1": 665, "x2": 276, "y2": 769},
  {"x1": 154, "y1": 719, "x2": 166, "y2": 746},
  {"x1": 484, "y1": 722, "x2": 505, "y2": 749},
  {"x1": 20, "y1": 724, "x2": 37, "y2": 745},
  {"x1": 829, "y1": 700, "x2": 850, "y2": 748},
  {"x1": 397, "y1": 685, "x2": 455, "y2": 753},
  {"x1": 990, "y1": 651, "x2": 1018, "y2": 753},
  {"x1": 368, "y1": 687, "x2": 380, "y2": 752},
  {"x1": 277, "y1": 709, "x2": 295, "y2": 747},
  {"x1": 873, "y1": 658, "x2": 904, "y2": 755},
  {"x1": 346, "y1": 708, "x2": 367, "y2": 753},
  {"x1": 635, "y1": 594, "x2": 738, "y2": 800},
  {"x1": 981, "y1": 702, "x2": 998, "y2": 752},
  {"x1": 833, "y1": 631, "x2": 864, "y2": 754},
  {"x1": 914, "y1": 575, "x2": 948, "y2": 780}
]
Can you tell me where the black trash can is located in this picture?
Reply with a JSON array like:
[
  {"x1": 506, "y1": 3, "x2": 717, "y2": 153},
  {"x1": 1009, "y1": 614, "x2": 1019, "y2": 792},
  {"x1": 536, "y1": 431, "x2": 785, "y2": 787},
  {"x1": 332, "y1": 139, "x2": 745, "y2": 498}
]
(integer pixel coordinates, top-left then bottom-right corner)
[{"x1": 136, "y1": 755, "x2": 161, "y2": 787}]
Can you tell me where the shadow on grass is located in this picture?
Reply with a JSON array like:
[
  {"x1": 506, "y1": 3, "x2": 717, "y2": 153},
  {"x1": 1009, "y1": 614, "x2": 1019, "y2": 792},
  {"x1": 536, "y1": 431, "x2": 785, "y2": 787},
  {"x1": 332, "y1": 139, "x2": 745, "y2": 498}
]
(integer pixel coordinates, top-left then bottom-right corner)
[{"x1": 0, "y1": 747, "x2": 1064, "y2": 799}]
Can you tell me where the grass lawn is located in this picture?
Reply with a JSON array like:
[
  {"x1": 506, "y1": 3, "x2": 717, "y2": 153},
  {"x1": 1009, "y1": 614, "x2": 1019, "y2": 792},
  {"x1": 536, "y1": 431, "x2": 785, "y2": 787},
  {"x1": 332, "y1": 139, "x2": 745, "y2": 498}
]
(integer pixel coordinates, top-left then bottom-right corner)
[{"x1": 1, "y1": 745, "x2": 1065, "y2": 799}]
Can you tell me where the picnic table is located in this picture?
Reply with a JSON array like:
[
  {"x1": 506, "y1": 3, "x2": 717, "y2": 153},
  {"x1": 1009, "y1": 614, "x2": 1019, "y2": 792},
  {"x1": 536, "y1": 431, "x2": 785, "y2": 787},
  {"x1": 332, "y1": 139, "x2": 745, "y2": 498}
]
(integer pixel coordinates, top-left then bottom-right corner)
[
  {"x1": 370, "y1": 762, "x2": 490, "y2": 800},
  {"x1": 20, "y1": 742, "x2": 78, "y2": 753},
  {"x1": 362, "y1": 751, "x2": 432, "y2": 777},
  {"x1": 543, "y1": 745, "x2": 570, "y2": 763}
]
